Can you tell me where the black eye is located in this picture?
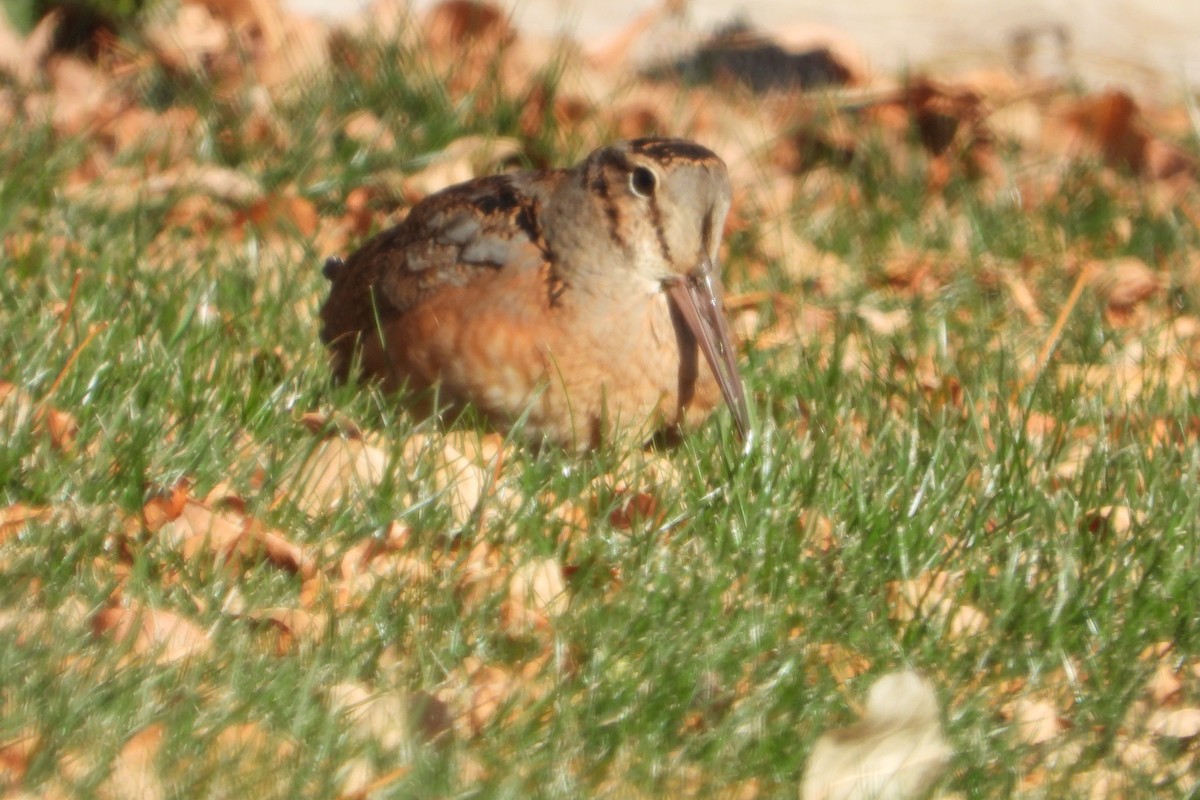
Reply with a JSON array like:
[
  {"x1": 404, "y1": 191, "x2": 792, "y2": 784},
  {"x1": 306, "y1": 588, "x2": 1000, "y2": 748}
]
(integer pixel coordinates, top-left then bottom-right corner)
[{"x1": 629, "y1": 166, "x2": 657, "y2": 198}]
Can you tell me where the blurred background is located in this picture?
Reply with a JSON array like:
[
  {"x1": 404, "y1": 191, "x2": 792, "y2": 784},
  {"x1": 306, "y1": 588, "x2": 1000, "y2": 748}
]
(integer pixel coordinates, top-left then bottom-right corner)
[{"x1": 285, "y1": 0, "x2": 1200, "y2": 98}]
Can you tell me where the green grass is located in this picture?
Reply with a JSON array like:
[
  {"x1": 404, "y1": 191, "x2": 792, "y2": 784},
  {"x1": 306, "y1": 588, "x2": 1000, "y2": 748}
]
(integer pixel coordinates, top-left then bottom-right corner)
[{"x1": 3, "y1": 36, "x2": 1200, "y2": 799}]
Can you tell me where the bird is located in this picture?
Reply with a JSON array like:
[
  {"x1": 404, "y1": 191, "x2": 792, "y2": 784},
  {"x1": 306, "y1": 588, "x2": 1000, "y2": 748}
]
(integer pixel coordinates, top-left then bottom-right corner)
[{"x1": 319, "y1": 137, "x2": 750, "y2": 450}]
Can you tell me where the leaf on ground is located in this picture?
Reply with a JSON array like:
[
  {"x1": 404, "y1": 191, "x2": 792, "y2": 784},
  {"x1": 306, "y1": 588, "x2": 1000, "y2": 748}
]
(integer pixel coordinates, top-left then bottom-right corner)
[
  {"x1": 1147, "y1": 707, "x2": 1200, "y2": 739},
  {"x1": 0, "y1": 9, "x2": 59, "y2": 86},
  {"x1": 0, "y1": 503, "x2": 51, "y2": 543},
  {"x1": 887, "y1": 571, "x2": 990, "y2": 638},
  {"x1": 1005, "y1": 697, "x2": 1069, "y2": 745},
  {"x1": 93, "y1": 604, "x2": 212, "y2": 665},
  {"x1": 0, "y1": 729, "x2": 38, "y2": 785},
  {"x1": 400, "y1": 433, "x2": 490, "y2": 527},
  {"x1": 327, "y1": 682, "x2": 453, "y2": 750},
  {"x1": 1059, "y1": 90, "x2": 1197, "y2": 182},
  {"x1": 0, "y1": 381, "x2": 78, "y2": 451},
  {"x1": 1088, "y1": 257, "x2": 1164, "y2": 318},
  {"x1": 403, "y1": 136, "x2": 523, "y2": 199},
  {"x1": 285, "y1": 435, "x2": 389, "y2": 517},
  {"x1": 144, "y1": 2, "x2": 231, "y2": 73},
  {"x1": 500, "y1": 557, "x2": 568, "y2": 634},
  {"x1": 1145, "y1": 662, "x2": 1183, "y2": 707},
  {"x1": 238, "y1": 607, "x2": 328, "y2": 654},
  {"x1": 255, "y1": 15, "x2": 331, "y2": 91},
  {"x1": 801, "y1": 671, "x2": 951, "y2": 800},
  {"x1": 101, "y1": 724, "x2": 165, "y2": 800},
  {"x1": 466, "y1": 662, "x2": 517, "y2": 735}
]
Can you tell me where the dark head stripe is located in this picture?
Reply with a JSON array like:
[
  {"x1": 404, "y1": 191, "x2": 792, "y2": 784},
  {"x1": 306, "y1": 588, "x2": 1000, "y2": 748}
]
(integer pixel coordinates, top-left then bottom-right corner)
[{"x1": 628, "y1": 138, "x2": 721, "y2": 165}]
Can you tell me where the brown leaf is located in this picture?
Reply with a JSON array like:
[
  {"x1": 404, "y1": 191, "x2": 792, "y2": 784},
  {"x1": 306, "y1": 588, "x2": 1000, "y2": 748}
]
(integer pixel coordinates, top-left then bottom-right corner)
[
  {"x1": 1006, "y1": 697, "x2": 1068, "y2": 745},
  {"x1": 241, "y1": 524, "x2": 314, "y2": 576},
  {"x1": 94, "y1": 724, "x2": 166, "y2": 800},
  {"x1": 141, "y1": 480, "x2": 191, "y2": 533},
  {"x1": 234, "y1": 191, "x2": 319, "y2": 236},
  {"x1": 144, "y1": 3, "x2": 230, "y2": 73},
  {"x1": 1060, "y1": 90, "x2": 1197, "y2": 182},
  {"x1": 1147, "y1": 707, "x2": 1200, "y2": 739},
  {"x1": 403, "y1": 136, "x2": 522, "y2": 199},
  {"x1": 802, "y1": 671, "x2": 951, "y2": 800},
  {"x1": 0, "y1": 9, "x2": 59, "y2": 86},
  {"x1": 1089, "y1": 257, "x2": 1163, "y2": 313},
  {"x1": 285, "y1": 436, "x2": 389, "y2": 517},
  {"x1": 240, "y1": 607, "x2": 328, "y2": 654},
  {"x1": 1, "y1": 503, "x2": 51, "y2": 543},
  {"x1": 500, "y1": 557, "x2": 568, "y2": 634},
  {"x1": 400, "y1": 433, "x2": 489, "y2": 527},
  {"x1": 467, "y1": 663, "x2": 515, "y2": 734},
  {"x1": 93, "y1": 604, "x2": 212, "y2": 665},
  {"x1": 0, "y1": 729, "x2": 38, "y2": 785},
  {"x1": 155, "y1": 497, "x2": 245, "y2": 562},
  {"x1": 1145, "y1": 663, "x2": 1183, "y2": 707}
]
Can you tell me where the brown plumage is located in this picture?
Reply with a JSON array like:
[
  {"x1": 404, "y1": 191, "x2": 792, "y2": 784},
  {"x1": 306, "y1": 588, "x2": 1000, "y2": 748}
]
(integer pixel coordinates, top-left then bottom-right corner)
[{"x1": 319, "y1": 138, "x2": 749, "y2": 450}]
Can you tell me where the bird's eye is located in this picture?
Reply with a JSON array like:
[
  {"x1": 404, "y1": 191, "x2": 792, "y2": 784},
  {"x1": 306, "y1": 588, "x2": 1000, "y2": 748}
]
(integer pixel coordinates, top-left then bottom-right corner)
[{"x1": 629, "y1": 166, "x2": 657, "y2": 198}]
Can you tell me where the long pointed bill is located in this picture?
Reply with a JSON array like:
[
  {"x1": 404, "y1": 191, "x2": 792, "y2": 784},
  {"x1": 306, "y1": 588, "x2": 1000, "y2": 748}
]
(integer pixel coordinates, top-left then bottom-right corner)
[{"x1": 665, "y1": 258, "x2": 751, "y2": 441}]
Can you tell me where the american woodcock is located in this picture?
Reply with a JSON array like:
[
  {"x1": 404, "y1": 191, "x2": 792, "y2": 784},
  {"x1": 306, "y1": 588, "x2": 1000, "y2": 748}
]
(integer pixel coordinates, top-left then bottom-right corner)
[{"x1": 319, "y1": 137, "x2": 750, "y2": 449}]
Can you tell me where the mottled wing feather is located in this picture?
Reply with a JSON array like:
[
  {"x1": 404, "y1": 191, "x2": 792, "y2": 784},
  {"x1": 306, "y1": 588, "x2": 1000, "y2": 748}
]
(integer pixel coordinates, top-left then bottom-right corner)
[{"x1": 319, "y1": 172, "x2": 557, "y2": 381}]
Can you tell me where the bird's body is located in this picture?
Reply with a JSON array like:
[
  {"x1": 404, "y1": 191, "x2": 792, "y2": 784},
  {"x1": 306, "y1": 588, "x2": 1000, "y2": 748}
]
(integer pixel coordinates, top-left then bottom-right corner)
[{"x1": 320, "y1": 138, "x2": 748, "y2": 449}]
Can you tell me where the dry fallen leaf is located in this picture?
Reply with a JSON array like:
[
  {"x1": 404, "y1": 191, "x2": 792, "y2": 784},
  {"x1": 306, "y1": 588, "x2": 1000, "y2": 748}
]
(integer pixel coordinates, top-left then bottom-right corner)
[
  {"x1": 0, "y1": 9, "x2": 59, "y2": 86},
  {"x1": 400, "y1": 433, "x2": 489, "y2": 527},
  {"x1": 802, "y1": 671, "x2": 952, "y2": 800},
  {"x1": 1, "y1": 503, "x2": 51, "y2": 543},
  {"x1": 93, "y1": 604, "x2": 212, "y2": 665},
  {"x1": 100, "y1": 724, "x2": 165, "y2": 800},
  {"x1": 1147, "y1": 707, "x2": 1200, "y2": 739},
  {"x1": 888, "y1": 571, "x2": 990, "y2": 638},
  {"x1": 403, "y1": 136, "x2": 522, "y2": 198},
  {"x1": 500, "y1": 557, "x2": 568, "y2": 634},
  {"x1": 1007, "y1": 697, "x2": 1068, "y2": 745},
  {"x1": 285, "y1": 436, "x2": 389, "y2": 517}
]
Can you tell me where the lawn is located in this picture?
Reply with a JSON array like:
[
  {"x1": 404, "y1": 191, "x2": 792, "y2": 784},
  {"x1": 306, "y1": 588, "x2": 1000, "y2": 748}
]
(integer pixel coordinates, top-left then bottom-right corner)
[{"x1": 2, "y1": 2, "x2": 1199, "y2": 798}]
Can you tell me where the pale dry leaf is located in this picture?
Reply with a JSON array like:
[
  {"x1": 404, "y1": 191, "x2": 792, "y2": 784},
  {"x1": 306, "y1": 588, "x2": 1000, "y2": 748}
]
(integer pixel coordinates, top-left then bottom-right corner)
[
  {"x1": 857, "y1": 305, "x2": 910, "y2": 336},
  {"x1": 404, "y1": 136, "x2": 522, "y2": 198},
  {"x1": 145, "y1": 164, "x2": 262, "y2": 205},
  {"x1": 887, "y1": 571, "x2": 990, "y2": 638},
  {"x1": 342, "y1": 110, "x2": 396, "y2": 150},
  {"x1": 1146, "y1": 663, "x2": 1183, "y2": 706},
  {"x1": 144, "y1": 3, "x2": 230, "y2": 73},
  {"x1": 0, "y1": 9, "x2": 59, "y2": 86},
  {"x1": 0, "y1": 729, "x2": 39, "y2": 784},
  {"x1": 327, "y1": 682, "x2": 411, "y2": 752},
  {"x1": 286, "y1": 436, "x2": 389, "y2": 517},
  {"x1": 93, "y1": 605, "x2": 212, "y2": 665},
  {"x1": 36, "y1": 56, "x2": 116, "y2": 136},
  {"x1": 155, "y1": 497, "x2": 245, "y2": 563},
  {"x1": 1147, "y1": 707, "x2": 1200, "y2": 739},
  {"x1": 468, "y1": 663, "x2": 515, "y2": 734},
  {"x1": 1090, "y1": 257, "x2": 1163, "y2": 312},
  {"x1": 501, "y1": 557, "x2": 568, "y2": 634},
  {"x1": 1, "y1": 503, "x2": 51, "y2": 543},
  {"x1": 400, "y1": 433, "x2": 487, "y2": 527},
  {"x1": 1071, "y1": 767, "x2": 1129, "y2": 799},
  {"x1": 240, "y1": 607, "x2": 328, "y2": 652},
  {"x1": 802, "y1": 671, "x2": 951, "y2": 800},
  {"x1": 99, "y1": 724, "x2": 165, "y2": 800},
  {"x1": 1116, "y1": 736, "x2": 1161, "y2": 773},
  {"x1": 256, "y1": 15, "x2": 330, "y2": 91},
  {"x1": 1008, "y1": 697, "x2": 1067, "y2": 746}
]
